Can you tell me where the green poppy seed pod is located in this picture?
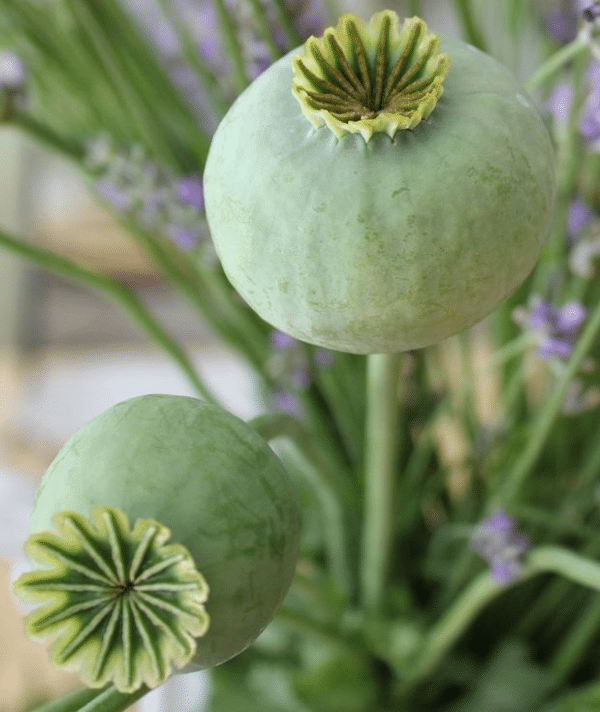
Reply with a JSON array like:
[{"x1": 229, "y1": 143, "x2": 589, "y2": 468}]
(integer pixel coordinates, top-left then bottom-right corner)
[
  {"x1": 15, "y1": 395, "x2": 299, "y2": 692},
  {"x1": 203, "y1": 10, "x2": 556, "y2": 354}
]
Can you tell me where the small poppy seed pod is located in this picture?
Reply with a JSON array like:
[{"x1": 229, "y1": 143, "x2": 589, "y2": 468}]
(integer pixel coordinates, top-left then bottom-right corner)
[
  {"x1": 14, "y1": 395, "x2": 300, "y2": 692},
  {"x1": 203, "y1": 10, "x2": 556, "y2": 354}
]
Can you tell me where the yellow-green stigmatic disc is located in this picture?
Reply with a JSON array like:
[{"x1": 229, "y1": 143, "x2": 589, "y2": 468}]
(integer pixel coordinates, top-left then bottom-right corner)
[
  {"x1": 21, "y1": 395, "x2": 299, "y2": 684},
  {"x1": 203, "y1": 11, "x2": 555, "y2": 354}
]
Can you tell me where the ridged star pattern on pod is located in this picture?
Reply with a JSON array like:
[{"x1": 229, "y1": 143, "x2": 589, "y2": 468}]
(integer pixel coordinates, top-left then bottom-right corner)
[{"x1": 14, "y1": 506, "x2": 210, "y2": 693}]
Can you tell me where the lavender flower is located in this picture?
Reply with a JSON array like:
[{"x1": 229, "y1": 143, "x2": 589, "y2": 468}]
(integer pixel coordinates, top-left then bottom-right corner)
[
  {"x1": 470, "y1": 511, "x2": 530, "y2": 585},
  {"x1": 579, "y1": 61, "x2": 600, "y2": 145},
  {"x1": 267, "y1": 330, "x2": 334, "y2": 416},
  {"x1": 273, "y1": 391, "x2": 305, "y2": 418},
  {"x1": 544, "y1": 7, "x2": 578, "y2": 43},
  {"x1": 0, "y1": 51, "x2": 26, "y2": 88},
  {"x1": 0, "y1": 51, "x2": 26, "y2": 122},
  {"x1": 582, "y1": 1, "x2": 600, "y2": 21},
  {"x1": 165, "y1": 224, "x2": 202, "y2": 251},
  {"x1": 176, "y1": 175, "x2": 204, "y2": 211},
  {"x1": 545, "y1": 82, "x2": 574, "y2": 130},
  {"x1": 85, "y1": 136, "x2": 207, "y2": 251},
  {"x1": 567, "y1": 198, "x2": 594, "y2": 242},
  {"x1": 515, "y1": 298, "x2": 587, "y2": 361}
]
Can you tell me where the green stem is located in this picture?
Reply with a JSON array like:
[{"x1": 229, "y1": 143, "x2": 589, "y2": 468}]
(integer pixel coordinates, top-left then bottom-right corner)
[
  {"x1": 212, "y1": 0, "x2": 250, "y2": 91},
  {"x1": 453, "y1": 0, "x2": 487, "y2": 52},
  {"x1": 495, "y1": 292, "x2": 600, "y2": 506},
  {"x1": 408, "y1": 545, "x2": 600, "y2": 686},
  {"x1": 155, "y1": 0, "x2": 230, "y2": 119},
  {"x1": 0, "y1": 228, "x2": 216, "y2": 402},
  {"x1": 549, "y1": 592, "x2": 600, "y2": 680},
  {"x1": 525, "y1": 30, "x2": 591, "y2": 93},
  {"x1": 407, "y1": 571, "x2": 509, "y2": 685},
  {"x1": 246, "y1": 0, "x2": 282, "y2": 60},
  {"x1": 31, "y1": 687, "x2": 99, "y2": 712},
  {"x1": 11, "y1": 112, "x2": 84, "y2": 159},
  {"x1": 360, "y1": 353, "x2": 402, "y2": 613},
  {"x1": 31, "y1": 684, "x2": 148, "y2": 712},
  {"x1": 270, "y1": 0, "x2": 302, "y2": 48},
  {"x1": 250, "y1": 413, "x2": 355, "y2": 599},
  {"x1": 65, "y1": 0, "x2": 176, "y2": 166}
]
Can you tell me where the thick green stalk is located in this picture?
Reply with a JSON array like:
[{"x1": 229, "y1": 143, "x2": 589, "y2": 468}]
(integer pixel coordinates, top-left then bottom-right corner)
[
  {"x1": 11, "y1": 113, "x2": 84, "y2": 160},
  {"x1": 270, "y1": 0, "x2": 302, "y2": 47},
  {"x1": 31, "y1": 684, "x2": 148, "y2": 712},
  {"x1": 453, "y1": 0, "x2": 487, "y2": 52},
  {"x1": 246, "y1": 0, "x2": 282, "y2": 60},
  {"x1": 406, "y1": 571, "x2": 509, "y2": 686},
  {"x1": 549, "y1": 593, "x2": 600, "y2": 680},
  {"x1": 155, "y1": 0, "x2": 229, "y2": 119},
  {"x1": 211, "y1": 0, "x2": 250, "y2": 91},
  {"x1": 360, "y1": 353, "x2": 402, "y2": 612},
  {"x1": 65, "y1": 0, "x2": 176, "y2": 166},
  {"x1": 250, "y1": 413, "x2": 355, "y2": 599},
  {"x1": 0, "y1": 228, "x2": 215, "y2": 402},
  {"x1": 408, "y1": 546, "x2": 600, "y2": 686},
  {"x1": 525, "y1": 30, "x2": 591, "y2": 93}
]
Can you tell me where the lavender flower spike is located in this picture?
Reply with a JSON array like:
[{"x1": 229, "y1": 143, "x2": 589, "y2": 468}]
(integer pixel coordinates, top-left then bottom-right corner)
[
  {"x1": 470, "y1": 510, "x2": 530, "y2": 586},
  {"x1": 523, "y1": 298, "x2": 588, "y2": 361},
  {"x1": 176, "y1": 175, "x2": 204, "y2": 211}
]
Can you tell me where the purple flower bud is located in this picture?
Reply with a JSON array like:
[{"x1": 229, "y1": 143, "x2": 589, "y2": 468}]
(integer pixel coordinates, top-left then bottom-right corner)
[
  {"x1": 166, "y1": 224, "x2": 201, "y2": 250},
  {"x1": 545, "y1": 9, "x2": 578, "y2": 43},
  {"x1": 579, "y1": 108, "x2": 600, "y2": 141},
  {"x1": 529, "y1": 300, "x2": 556, "y2": 331},
  {"x1": 556, "y1": 301, "x2": 588, "y2": 333},
  {"x1": 314, "y1": 349, "x2": 334, "y2": 368},
  {"x1": 270, "y1": 330, "x2": 297, "y2": 352},
  {"x1": 176, "y1": 175, "x2": 204, "y2": 211},
  {"x1": 0, "y1": 52, "x2": 26, "y2": 89},
  {"x1": 471, "y1": 510, "x2": 530, "y2": 586},
  {"x1": 273, "y1": 391, "x2": 304, "y2": 418},
  {"x1": 567, "y1": 198, "x2": 594, "y2": 241},
  {"x1": 582, "y1": 1, "x2": 600, "y2": 22},
  {"x1": 526, "y1": 298, "x2": 587, "y2": 361},
  {"x1": 479, "y1": 510, "x2": 515, "y2": 534},
  {"x1": 546, "y1": 83, "x2": 574, "y2": 128},
  {"x1": 290, "y1": 368, "x2": 311, "y2": 390},
  {"x1": 95, "y1": 179, "x2": 133, "y2": 213},
  {"x1": 538, "y1": 336, "x2": 574, "y2": 360}
]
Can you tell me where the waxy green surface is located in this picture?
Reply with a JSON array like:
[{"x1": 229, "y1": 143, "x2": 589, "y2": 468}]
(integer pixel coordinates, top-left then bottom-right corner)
[
  {"x1": 29, "y1": 395, "x2": 300, "y2": 670},
  {"x1": 204, "y1": 38, "x2": 556, "y2": 353}
]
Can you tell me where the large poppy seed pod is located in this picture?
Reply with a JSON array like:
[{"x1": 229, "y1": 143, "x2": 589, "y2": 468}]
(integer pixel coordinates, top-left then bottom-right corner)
[
  {"x1": 15, "y1": 395, "x2": 299, "y2": 693},
  {"x1": 203, "y1": 10, "x2": 556, "y2": 354}
]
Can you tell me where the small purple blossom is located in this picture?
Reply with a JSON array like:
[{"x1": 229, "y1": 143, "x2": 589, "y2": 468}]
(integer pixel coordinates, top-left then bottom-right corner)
[
  {"x1": 0, "y1": 52, "x2": 26, "y2": 89},
  {"x1": 544, "y1": 8, "x2": 578, "y2": 44},
  {"x1": 521, "y1": 298, "x2": 588, "y2": 361},
  {"x1": 470, "y1": 511, "x2": 530, "y2": 585},
  {"x1": 270, "y1": 330, "x2": 297, "y2": 352},
  {"x1": 94, "y1": 178, "x2": 134, "y2": 213},
  {"x1": 545, "y1": 82, "x2": 574, "y2": 129},
  {"x1": 582, "y1": 1, "x2": 600, "y2": 22},
  {"x1": 567, "y1": 198, "x2": 594, "y2": 242},
  {"x1": 314, "y1": 349, "x2": 334, "y2": 368},
  {"x1": 273, "y1": 391, "x2": 304, "y2": 418},
  {"x1": 166, "y1": 224, "x2": 202, "y2": 251},
  {"x1": 176, "y1": 175, "x2": 204, "y2": 211},
  {"x1": 579, "y1": 61, "x2": 600, "y2": 145}
]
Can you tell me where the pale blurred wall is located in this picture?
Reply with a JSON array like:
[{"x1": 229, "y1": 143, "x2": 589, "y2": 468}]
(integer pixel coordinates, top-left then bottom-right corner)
[{"x1": 0, "y1": 128, "x2": 30, "y2": 351}]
